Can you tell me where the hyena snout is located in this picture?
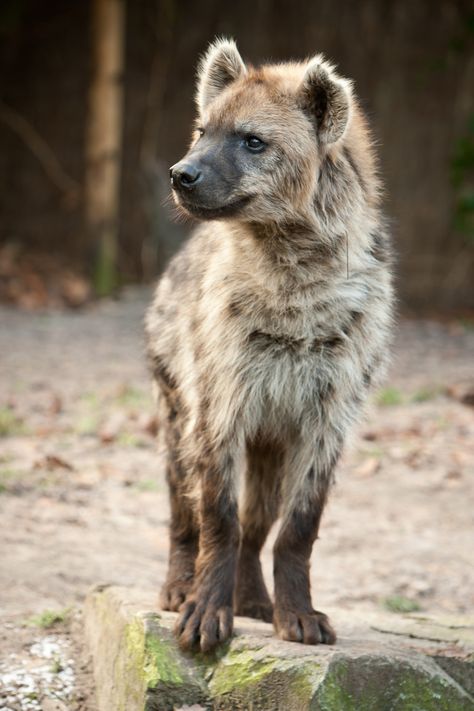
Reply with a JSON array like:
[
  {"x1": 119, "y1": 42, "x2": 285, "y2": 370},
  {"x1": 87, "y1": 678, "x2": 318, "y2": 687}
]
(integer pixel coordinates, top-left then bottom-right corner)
[
  {"x1": 170, "y1": 162, "x2": 202, "y2": 192},
  {"x1": 170, "y1": 146, "x2": 249, "y2": 220}
]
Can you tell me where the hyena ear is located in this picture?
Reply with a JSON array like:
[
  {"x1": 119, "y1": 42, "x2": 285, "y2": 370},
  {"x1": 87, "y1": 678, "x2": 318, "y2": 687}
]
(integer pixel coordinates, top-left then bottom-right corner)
[
  {"x1": 299, "y1": 56, "x2": 352, "y2": 144},
  {"x1": 196, "y1": 38, "x2": 246, "y2": 114}
]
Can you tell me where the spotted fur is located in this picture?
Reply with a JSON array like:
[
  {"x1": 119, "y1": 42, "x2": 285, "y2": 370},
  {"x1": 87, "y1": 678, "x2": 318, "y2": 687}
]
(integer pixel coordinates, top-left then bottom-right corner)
[{"x1": 145, "y1": 37, "x2": 394, "y2": 652}]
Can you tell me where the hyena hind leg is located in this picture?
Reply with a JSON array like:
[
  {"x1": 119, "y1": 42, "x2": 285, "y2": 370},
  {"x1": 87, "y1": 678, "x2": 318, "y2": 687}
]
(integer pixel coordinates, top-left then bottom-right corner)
[
  {"x1": 159, "y1": 400, "x2": 199, "y2": 612},
  {"x1": 234, "y1": 440, "x2": 282, "y2": 622}
]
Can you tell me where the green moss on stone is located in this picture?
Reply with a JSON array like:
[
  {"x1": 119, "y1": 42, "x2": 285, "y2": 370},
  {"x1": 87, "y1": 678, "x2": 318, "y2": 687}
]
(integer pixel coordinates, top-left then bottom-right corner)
[
  {"x1": 289, "y1": 663, "x2": 324, "y2": 704},
  {"x1": 87, "y1": 591, "x2": 147, "y2": 711},
  {"x1": 434, "y1": 654, "x2": 474, "y2": 697},
  {"x1": 124, "y1": 617, "x2": 193, "y2": 693},
  {"x1": 125, "y1": 619, "x2": 146, "y2": 678},
  {"x1": 194, "y1": 640, "x2": 232, "y2": 683},
  {"x1": 210, "y1": 650, "x2": 324, "y2": 710},
  {"x1": 87, "y1": 588, "x2": 474, "y2": 711},
  {"x1": 315, "y1": 658, "x2": 353, "y2": 710},
  {"x1": 396, "y1": 669, "x2": 471, "y2": 711},
  {"x1": 143, "y1": 631, "x2": 186, "y2": 689},
  {"x1": 210, "y1": 649, "x2": 279, "y2": 695},
  {"x1": 316, "y1": 655, "x2": 474, "y2": 711}
]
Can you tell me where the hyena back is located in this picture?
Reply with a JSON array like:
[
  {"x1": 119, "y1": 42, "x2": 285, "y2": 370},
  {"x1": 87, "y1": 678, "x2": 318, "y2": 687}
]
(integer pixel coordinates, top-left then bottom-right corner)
[{"x1": 145, "y1": 38, "x2": 393, "y2": 652}]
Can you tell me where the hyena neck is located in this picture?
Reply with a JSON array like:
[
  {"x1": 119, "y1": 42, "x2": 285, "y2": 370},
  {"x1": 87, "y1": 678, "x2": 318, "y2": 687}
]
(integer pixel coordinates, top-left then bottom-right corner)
[
  {"x1": 236, "y1": 141, "x2": 380, "y2": 287},
  {"x1": 248, "y1": 219, "x2": 340, "y2": 266},
  {"x1": 236, "y1": 203, "x2": 371, "y2": 287},
  {"x1": 230, "y1": 219, "x2": 346, "y2": 294}
]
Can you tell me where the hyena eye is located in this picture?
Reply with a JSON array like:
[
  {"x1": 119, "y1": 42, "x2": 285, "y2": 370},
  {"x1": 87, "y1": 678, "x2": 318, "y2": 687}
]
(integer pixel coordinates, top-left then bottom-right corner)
[
  {"x1": 196, "y1": 127, "x2": 205, "y2": 137},
  {"x1": 244, "y1": 135, "x2": 265, "y2": 152}
]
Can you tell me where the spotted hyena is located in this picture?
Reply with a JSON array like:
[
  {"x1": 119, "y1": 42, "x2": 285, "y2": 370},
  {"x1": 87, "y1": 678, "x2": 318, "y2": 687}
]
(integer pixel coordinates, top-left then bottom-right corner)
[{"x1": 145, "y1": 38, "x2": 393, "y2": 652}]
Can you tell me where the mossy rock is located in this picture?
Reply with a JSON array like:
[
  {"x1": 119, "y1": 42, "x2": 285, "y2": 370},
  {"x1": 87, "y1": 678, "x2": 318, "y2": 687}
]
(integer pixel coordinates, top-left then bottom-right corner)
[
  {"x1": 316, "y1": 654, "x2": 474, "y2": 711},
  {"x1": 84, "y1": 586, "x2": 474, "y2": 711},
  {"x1": 209, "y1": 648, "x2": 325, "y2": 710},
  {"x1": 84, "y1": 585, "x2": 207, "y2": 710}
]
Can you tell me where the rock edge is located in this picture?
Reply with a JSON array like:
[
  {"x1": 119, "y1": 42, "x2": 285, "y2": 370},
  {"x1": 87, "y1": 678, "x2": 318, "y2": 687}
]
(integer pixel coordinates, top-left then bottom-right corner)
[{"x1": 84, "y1": 585, "x2": 474, "y2": 711}]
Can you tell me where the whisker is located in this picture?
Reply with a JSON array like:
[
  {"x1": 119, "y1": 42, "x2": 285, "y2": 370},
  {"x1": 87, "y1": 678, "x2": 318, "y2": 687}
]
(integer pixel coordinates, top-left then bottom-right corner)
[{"x1": 162, "y1": 192, "x2": 175, "y2": 208}]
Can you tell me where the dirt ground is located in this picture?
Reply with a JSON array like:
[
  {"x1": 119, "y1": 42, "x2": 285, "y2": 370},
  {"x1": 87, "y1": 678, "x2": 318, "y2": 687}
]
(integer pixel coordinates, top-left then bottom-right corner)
[{"x1": 1, "y1": 288, "x2": 473, "y2": 710}]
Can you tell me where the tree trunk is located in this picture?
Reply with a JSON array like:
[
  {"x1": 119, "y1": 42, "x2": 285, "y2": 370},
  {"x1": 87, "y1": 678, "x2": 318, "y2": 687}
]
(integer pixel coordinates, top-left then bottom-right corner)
[{"x1": 85, "y1": 0, "x2": 125, "y2": 295}]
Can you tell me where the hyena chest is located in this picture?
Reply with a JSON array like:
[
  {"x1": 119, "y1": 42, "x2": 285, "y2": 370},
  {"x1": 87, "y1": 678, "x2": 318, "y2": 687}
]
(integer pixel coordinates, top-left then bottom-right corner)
[{"x1": 238, "y1": 311, "x2": 348, "y2": 430}]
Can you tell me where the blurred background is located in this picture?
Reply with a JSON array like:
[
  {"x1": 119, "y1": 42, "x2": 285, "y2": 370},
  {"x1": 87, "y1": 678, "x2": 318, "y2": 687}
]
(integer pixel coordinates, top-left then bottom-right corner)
[
  {"x1": 0, "y1": 0, "x2": 473, "y2": 311},
  {"x1": 1, "y1": 4, "x2": 473, "y2": 709}
]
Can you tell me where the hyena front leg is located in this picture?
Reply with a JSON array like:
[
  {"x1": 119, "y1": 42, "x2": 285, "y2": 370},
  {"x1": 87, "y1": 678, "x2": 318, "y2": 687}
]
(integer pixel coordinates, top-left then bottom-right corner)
[
  {"x1": 175, "y1": 441, "x2": 240, "y2": 653},
  {"x1": 160, "y1": 457, "x2": 199, "y2": 611},
  {"x1": 234, "y1": 440, "x2": 282, "y2": 622},
  {"x1": 158, "y1": 388, "x2": 199, "y2": 611},
  {"x1": 273, "y1": 438, "x2": 342, "y2": 645}
]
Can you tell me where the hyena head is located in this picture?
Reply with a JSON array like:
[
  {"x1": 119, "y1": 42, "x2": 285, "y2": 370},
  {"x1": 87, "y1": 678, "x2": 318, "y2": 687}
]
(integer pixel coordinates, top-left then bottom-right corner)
[{"x1": 170, "y1": 38, "x2": 354, "y2": 225}]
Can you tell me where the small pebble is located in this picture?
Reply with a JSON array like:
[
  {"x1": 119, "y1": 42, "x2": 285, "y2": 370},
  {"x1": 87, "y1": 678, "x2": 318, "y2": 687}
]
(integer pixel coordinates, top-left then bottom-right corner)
[{"x1": 0, "y1": 634, "x2": 76, "y2": 710}]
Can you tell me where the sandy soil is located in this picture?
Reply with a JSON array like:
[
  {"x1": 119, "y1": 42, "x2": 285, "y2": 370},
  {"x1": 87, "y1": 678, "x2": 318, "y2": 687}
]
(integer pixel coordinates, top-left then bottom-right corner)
[{"x1": 0, "y1": 288, "x2": 473, "y2": 709}]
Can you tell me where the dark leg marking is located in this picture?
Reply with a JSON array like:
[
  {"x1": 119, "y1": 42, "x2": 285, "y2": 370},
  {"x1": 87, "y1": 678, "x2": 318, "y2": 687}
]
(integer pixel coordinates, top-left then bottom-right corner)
[
  {"x1": 157, "y1": 374, "x2": 199, "y2": 612},
  {"x1": 160, "y1": 479, "x2": 199, "y2": 611},
  {"x1": 273, "y1": 460, "x2": 339, "y2": 645},
  {"x1": 175, "y1": 446, "x2": 240, "y2": 653},
  {"x1": 234, "y1": 440, "x2": 282, "y2": 622}
]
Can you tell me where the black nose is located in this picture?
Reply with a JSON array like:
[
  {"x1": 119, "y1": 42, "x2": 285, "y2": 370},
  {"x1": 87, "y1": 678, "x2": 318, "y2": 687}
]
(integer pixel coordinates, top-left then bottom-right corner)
[{"x1": 170, "y1": 162, "x2": 202, "y2": 191}]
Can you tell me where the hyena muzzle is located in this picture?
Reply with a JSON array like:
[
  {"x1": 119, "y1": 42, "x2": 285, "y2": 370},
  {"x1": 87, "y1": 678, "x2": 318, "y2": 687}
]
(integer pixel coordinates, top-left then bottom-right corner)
[{"x1": 145, "y1": 38, "x2": 393, "y2": 653}]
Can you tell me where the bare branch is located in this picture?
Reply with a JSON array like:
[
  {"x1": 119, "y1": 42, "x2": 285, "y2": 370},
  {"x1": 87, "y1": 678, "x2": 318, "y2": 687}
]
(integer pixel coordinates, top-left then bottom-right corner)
[{"x1": 0, "y1": 100, "x2": 81, "y2": 203}]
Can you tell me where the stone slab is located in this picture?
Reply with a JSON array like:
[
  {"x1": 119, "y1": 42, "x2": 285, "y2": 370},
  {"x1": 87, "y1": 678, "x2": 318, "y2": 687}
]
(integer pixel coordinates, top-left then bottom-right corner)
[{"x1": 84, "y1": 585, "x2": 474, "y2": 711}]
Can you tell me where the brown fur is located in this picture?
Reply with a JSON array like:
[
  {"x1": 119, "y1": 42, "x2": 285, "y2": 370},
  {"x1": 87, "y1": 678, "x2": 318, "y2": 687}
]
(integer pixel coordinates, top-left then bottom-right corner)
[{"x1": 146, "y1": 38, "x2": 394, "y2": 652}]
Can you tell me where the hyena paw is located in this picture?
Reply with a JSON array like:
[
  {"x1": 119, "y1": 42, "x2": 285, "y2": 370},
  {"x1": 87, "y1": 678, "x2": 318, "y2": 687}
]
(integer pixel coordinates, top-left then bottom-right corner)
[
  {"x1": 174, "y1": 596, "x2": 233, "y2": 653},
  {"x1": 274, "y1": 607, "x2": 336, "y2": 645},
  {"x1": 234, "y1": 599, "x2": 273, "y2": 623},
  {"x1": 160, "y1": 579, "x2": 193, "y2": 612}
]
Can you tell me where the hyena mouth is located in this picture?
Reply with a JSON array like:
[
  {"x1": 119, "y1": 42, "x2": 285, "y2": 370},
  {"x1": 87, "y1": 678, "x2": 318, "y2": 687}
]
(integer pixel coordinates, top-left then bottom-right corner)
[{"x1": 178, "y1": 195, "x2": 254, "y2": 220}]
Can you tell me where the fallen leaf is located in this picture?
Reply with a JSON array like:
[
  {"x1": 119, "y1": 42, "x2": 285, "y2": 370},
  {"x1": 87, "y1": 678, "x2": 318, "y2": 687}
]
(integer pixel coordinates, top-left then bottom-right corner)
[
  {"x1": 354, "y1": 456, "x2": 380, "y2": 477},
  {"x1": 445, "y1": 469, "x2": 462, "y2": 480},
  {"x1": 34, "y1": 454, "x2": 74, "y2": 471}
]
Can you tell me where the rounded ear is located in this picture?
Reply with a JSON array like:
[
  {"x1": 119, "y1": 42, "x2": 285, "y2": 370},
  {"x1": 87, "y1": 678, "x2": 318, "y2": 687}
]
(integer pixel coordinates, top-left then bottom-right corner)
[
  {"x1": 196, "y1": 38, "x2": 246, "y2": 114},
  {"x1": 299, "y1": 56, "x2": 352, "y2": 144}
]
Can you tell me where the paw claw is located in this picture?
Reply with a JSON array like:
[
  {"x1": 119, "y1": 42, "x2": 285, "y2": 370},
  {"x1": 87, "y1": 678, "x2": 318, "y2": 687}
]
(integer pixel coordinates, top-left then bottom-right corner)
[
  {"x1": 174, "y1": 599, "x2": 196, "y2": 639},
  {"x1": 274, "y1": 608, "x2": 336, "y2": 646},
  {"x1": 160, "y1": 579, "x2": 193, "y2": 612},
  {"x1": 175, "y1": 597, "x2": 233, "y2": 652}
]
